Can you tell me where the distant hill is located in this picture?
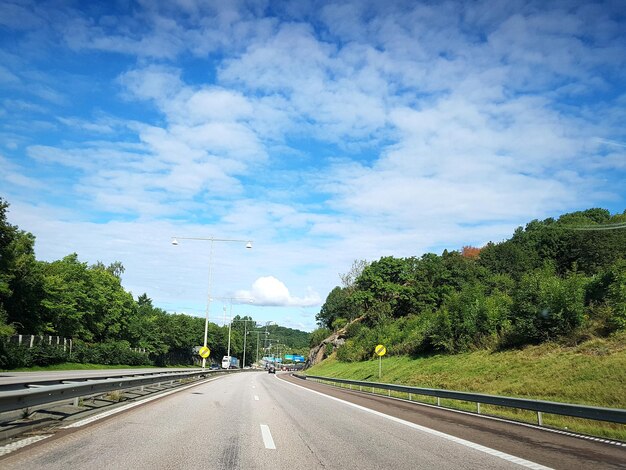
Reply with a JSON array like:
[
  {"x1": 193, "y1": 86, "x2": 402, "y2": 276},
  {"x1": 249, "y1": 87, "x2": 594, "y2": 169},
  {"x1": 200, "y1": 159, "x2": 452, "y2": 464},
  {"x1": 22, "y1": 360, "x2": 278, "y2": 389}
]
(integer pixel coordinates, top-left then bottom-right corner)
[{"x1": 265, "y1": 324, "x2": 310, "y2": 350}]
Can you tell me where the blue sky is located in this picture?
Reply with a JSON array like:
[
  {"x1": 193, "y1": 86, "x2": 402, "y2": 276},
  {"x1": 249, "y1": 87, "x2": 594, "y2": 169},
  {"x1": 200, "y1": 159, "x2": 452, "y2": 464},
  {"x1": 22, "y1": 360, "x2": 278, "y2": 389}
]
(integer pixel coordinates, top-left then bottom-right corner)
[{"x1": 1, "y1": 0, "x2": 625, "y2": 332}]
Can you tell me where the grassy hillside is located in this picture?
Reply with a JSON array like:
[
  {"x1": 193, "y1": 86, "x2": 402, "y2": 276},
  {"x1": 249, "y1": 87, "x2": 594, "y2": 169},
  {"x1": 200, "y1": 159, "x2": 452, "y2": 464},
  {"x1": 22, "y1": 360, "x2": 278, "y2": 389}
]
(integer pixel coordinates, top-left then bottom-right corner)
[{"x1": 306, "y1": 332, "x2": 626, "y2": 439}]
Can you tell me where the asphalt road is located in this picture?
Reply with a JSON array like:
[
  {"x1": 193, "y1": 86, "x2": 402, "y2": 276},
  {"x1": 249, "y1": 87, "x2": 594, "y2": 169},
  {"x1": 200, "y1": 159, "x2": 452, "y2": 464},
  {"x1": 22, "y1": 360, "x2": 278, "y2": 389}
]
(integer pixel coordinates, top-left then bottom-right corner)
[{"x1": 0, "y1": 372, "x2": 623, "y2": 469}]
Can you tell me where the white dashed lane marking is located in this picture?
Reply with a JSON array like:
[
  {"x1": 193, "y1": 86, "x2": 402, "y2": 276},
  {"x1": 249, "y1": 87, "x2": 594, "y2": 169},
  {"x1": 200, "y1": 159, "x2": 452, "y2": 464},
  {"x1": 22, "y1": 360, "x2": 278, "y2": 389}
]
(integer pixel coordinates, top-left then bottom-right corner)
[{"x1": 260, "y1": 424, "x2": 276, "y2": 450}]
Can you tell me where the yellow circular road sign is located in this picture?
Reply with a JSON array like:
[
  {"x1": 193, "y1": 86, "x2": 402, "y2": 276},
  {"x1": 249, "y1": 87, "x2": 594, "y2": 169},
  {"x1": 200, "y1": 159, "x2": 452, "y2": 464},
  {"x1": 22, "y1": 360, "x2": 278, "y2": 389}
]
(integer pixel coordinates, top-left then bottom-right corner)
[
  {"x1": 198, "y1": 346, "x2": 211, "y2": 358},
  {"x1": 375, "y1": 344, "x2": 386, "y2": 356}
]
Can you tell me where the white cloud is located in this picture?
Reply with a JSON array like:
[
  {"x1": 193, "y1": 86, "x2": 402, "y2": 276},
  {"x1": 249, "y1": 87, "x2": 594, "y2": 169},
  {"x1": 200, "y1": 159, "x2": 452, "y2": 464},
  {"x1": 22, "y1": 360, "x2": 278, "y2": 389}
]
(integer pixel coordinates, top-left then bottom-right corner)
[
  {"x1": 2, "y1": 0, "x2": 625, "y2": 333},
  {"x1": 236, "y1": 276, "x2": 321, "y2": 307}
]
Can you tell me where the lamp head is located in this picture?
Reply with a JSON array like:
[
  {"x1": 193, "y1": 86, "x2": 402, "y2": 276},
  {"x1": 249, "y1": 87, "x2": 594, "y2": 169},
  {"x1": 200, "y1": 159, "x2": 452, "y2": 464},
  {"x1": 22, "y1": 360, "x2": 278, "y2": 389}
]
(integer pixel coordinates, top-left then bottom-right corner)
[
  {"x1": 246, "y1": 241, "x2": 253, "y2": 249},
  {"x1": 171, "y1": 238, "x2": 179, "y2": 246}
]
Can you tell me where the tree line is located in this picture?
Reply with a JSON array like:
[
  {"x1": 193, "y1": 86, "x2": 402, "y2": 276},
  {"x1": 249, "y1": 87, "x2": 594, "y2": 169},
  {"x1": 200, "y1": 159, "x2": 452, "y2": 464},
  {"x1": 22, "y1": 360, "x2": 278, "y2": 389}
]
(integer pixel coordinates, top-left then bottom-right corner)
[
  {"x1": 0, "y1": 197, "x2": 307, "y2": 369},
  {"x1": 314, "y1": 208, "x2": 626, "y2": 362}
]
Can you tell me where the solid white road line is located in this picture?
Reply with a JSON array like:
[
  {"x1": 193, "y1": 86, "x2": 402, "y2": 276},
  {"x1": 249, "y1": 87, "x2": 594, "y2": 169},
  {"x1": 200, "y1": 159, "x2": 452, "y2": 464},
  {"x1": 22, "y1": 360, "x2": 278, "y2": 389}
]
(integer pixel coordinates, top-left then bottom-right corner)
[
  {"x1": 281, "y1": 378, "x2": 551, "y2": 470},
  {"x1": 260, "y1": 424, "x2": 276, "y2": 449},
  {"x1": 0, "y1": 435, "x2": 53, "y2": 457}
]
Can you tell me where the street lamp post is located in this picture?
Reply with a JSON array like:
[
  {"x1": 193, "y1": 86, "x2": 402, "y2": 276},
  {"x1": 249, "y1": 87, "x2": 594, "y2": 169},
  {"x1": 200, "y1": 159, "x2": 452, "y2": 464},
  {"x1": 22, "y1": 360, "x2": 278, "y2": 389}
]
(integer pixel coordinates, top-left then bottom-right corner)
[
  {"x1": 248, "y1": 329, "x2": 270, "y2": 365},
  {"x1": 263, "y1": 321, "x2": 276, "y2": 351},
  {"x1": 228, "y1": 317, "x2": 257, "y2": 367},
  {"x1": 267, "y1": 340, "x2": 281, "y2": 365},
  {"x1": 171, "y1": 236, "x2": 252, "y2": 368}
]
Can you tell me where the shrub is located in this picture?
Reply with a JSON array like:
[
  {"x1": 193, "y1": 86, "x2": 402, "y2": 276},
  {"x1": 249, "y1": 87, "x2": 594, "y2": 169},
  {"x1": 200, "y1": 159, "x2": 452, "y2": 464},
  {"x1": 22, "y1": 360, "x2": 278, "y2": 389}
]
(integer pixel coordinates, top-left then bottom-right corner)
[
  {"x1": 606, "y1": 261, "x2": 626, "y2": 330},
  {"x1": 506, "y1": 265, "x2": 588, "y2": 346},
  {"x1": 0, "y1": 341, "x2": 70, "y2": 369},
  {"x1": 72, "y1": 340, "x2": 151, "y2": 366}
]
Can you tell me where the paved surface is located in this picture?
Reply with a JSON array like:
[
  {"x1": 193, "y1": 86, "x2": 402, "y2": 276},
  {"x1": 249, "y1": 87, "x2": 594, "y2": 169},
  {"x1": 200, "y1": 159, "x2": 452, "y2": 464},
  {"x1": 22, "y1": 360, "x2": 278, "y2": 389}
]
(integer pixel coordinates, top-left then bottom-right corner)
[
  {"x1": 280, "y1": 374, "x2": 626, "y2": 470},
  {"x1": 0, "y1": 372, "x2": 553, "y2": 470}
]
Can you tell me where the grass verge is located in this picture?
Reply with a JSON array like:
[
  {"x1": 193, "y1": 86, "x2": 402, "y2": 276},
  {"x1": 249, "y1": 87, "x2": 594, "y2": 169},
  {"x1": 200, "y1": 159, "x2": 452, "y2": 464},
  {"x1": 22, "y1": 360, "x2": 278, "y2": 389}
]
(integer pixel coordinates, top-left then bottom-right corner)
[{"x1": 306, "y1": 332, "x2": 626, "y2": 440}]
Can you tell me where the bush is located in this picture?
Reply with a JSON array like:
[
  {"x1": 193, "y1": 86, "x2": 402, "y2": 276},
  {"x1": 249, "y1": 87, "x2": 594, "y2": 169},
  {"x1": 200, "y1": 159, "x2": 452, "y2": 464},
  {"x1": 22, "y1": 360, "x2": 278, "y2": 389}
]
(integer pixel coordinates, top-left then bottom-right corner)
[
  {"x1": 0, "y1": 341, "x2": 33, "y2": 369},
  {"x1": 30, "y1": 343, "x2": 69, "y2": 366},
  {"x1": 606, "y1": 261, "x2": 626, "y2": 330},
  {"x1": 506, "y1": 265, "x2": 588, "y2": 346},
  {"x1": 72, "y1": 340, "x2": 151, "y2": 366},
  {"x1": 0, "y1": 340, "x2": 70, "y2": 369}
]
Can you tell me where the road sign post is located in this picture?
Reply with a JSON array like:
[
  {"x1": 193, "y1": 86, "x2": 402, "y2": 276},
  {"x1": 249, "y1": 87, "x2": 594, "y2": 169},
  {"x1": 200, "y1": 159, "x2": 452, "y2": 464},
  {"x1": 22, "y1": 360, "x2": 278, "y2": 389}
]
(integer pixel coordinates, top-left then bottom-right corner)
[{"x1": 375, "y1": 344, "x2": 386, "y2": 379}]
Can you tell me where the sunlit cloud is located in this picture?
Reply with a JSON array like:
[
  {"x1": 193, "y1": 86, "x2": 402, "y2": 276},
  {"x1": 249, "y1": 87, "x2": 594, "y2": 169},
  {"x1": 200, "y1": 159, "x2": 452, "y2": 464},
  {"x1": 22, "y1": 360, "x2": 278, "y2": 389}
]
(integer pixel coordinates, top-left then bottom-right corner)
[
  {"x1": 1, "y1": 0, "x2": 625, "y2": 331},
  {"x1": 236, "y1": 276, "x2": 322, "y2": 307}
]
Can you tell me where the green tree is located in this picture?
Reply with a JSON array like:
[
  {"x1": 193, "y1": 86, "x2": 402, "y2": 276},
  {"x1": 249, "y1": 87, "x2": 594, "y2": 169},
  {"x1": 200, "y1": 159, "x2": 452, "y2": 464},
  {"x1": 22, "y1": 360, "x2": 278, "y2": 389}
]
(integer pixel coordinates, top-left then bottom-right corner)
[
  {"x1": 508, "y1": 264, "x2": 588, "y2": 345},
  {"x1": 40, "y1": 254, "x2": 135, "y2": 341},
  {"x1": 317, "y1": 286, "x2": 359, "y2": 329},
  {"x1": 0, "y1": 198, "x2": 44, "y2": 335}
]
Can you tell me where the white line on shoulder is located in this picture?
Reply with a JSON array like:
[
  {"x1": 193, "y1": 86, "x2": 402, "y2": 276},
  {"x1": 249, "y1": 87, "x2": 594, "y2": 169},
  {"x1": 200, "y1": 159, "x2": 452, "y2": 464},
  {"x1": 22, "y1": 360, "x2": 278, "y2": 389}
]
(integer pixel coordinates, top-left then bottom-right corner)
[{"x1": 280, "y1": 378, "x2": 551, "y2": 470}]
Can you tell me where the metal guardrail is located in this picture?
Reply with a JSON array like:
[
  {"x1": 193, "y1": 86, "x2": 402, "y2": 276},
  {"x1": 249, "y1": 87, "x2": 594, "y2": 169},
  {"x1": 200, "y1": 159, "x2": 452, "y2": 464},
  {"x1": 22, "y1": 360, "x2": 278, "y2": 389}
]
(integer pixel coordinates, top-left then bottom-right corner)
[
  {"x1": 0, "y1": 369, "x2": 240, "y2": 413},
  {"x1": 294, "y1": 374, "x2": 626, "y2": 425},
  {"x1": 0, "y1": 369, "x2": 207, "y2": 392}
]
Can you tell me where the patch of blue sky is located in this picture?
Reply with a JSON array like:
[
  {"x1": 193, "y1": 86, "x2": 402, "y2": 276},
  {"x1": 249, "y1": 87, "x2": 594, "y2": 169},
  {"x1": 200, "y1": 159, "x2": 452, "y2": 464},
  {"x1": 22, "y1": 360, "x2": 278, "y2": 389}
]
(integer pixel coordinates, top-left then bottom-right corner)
[{"x1": 179, "y1": 56, "x2": 220, "y2": 87}]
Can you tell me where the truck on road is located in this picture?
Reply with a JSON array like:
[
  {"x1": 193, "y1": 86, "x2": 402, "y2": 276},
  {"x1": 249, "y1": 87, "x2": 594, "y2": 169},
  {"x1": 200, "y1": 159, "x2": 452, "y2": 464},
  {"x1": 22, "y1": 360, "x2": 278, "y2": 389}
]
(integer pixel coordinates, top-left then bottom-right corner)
[{"x1": 221, "y1": 356, "x2": 240, "y2": 369}]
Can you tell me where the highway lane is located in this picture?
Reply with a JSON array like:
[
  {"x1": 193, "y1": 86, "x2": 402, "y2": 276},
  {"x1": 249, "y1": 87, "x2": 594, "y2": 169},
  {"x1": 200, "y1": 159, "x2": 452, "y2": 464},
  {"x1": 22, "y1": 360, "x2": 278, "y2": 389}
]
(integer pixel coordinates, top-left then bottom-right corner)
[
  {"x1": 280, "y1": 374, "x2": 626, "y2": 469},
  {"x1": 0, "y1": 371, "x2": 545, "y2": 469}
]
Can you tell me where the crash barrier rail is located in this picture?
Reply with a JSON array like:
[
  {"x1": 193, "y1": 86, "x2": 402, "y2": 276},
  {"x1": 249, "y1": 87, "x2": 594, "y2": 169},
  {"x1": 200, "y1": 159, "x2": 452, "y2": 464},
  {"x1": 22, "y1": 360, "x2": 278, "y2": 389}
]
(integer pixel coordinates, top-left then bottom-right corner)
[
  {"x1": 294, "y1": 374, "x2": 626, "y2": 426},
  {"x1": 0, "y1": 369, "x2": 244, "y2": 413},
  {"x1": 0, "y1": 368, "x2": 210, "y2": 392}
]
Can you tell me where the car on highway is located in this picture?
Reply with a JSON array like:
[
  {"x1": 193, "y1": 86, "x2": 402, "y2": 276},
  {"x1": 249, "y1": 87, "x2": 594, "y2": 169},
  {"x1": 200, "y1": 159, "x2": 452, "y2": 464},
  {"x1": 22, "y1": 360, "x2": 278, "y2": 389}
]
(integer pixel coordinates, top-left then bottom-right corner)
[
  {"x1": 268, "y1": 366, "x2": 276, "y2": 374},
  {"x1": 209, "y1": 364, "x2": 220, "y2": 370}
]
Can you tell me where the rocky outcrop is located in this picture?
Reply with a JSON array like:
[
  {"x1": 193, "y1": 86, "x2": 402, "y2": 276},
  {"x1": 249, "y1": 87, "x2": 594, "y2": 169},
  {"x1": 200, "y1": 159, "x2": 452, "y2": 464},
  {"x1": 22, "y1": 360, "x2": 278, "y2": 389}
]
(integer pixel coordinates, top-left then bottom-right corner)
[
  {"x1": 305, "y1": 316, "x2": 364, "y2": 368},
  {"x1": 305, "y1": 332, "x2": 345, "y2": 368}
]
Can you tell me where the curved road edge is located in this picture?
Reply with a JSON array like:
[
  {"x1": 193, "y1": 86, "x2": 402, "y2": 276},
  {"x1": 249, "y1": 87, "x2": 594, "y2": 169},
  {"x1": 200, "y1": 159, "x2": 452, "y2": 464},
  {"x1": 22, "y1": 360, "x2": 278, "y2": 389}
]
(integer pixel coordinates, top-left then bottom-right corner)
[{"x1": 277, "y1": 373, "x2": 626, "y2": 470}]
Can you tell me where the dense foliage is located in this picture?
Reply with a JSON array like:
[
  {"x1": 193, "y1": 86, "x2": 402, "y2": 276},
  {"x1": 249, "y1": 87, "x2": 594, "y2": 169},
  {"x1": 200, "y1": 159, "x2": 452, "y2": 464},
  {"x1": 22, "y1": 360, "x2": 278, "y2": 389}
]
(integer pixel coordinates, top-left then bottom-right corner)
[
  {"x1": 315, "y1": 209, "x2": 626, "y2": 362},
  {"x1": 0, "y1": 197, "x2": 309, "y2": 369}
]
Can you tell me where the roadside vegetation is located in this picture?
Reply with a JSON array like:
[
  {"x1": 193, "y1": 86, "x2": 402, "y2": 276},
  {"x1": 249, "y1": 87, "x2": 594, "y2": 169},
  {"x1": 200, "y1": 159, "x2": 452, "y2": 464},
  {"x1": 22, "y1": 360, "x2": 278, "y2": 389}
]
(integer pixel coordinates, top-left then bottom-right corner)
[
  {"x1": 307, "y1": 333, "x2": 626, "y2": 439},
  {"x1": 308, "y1": 208, "x2": 626, "y2": 439},
  {"x1": 308, "y1": 332, "x2": 626, "y2": 408},
  {"x1": 0, "y1": 197, "x2": 308, "y2": 370},
  {"x1": 312, "y1": 208, "x2": 626, "y2": 361}
]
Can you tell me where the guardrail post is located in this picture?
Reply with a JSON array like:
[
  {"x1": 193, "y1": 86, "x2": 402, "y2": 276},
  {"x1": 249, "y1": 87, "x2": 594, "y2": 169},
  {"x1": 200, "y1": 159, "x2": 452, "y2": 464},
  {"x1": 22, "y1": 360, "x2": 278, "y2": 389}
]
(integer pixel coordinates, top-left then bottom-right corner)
[
  {"x1": 409, "y1": 393, "x2": 412, "y2": 401},
  {"x1": 388, "y1": 389, "x2": 391, "y2": 397},
  {"x1": 537, "y1": 412, "x2": 543, "y2": 426},
  {"x1": 73, "y1": 397, "x2": 79, "y2": 407},
  {"x1": 477, "y1": 403, "x2": 481, "y2": 414},
  {"x1": 437, "y1": 397, "x2": 441, "y2": 406}
]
